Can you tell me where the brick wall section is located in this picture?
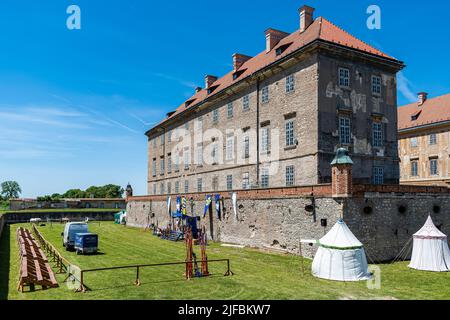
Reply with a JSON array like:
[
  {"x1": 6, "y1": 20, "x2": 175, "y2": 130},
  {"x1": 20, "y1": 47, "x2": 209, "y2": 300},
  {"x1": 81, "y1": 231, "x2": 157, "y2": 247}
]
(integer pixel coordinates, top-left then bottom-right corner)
[{"x1": 332, "y1": 165, "x2": 352, "y2": 197}]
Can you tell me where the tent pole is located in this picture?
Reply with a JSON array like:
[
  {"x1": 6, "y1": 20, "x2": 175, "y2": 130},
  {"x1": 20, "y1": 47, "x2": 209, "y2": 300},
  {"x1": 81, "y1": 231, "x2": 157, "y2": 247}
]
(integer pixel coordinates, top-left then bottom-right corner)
[{"x1": 299, "y1": 241, "x2": 305, "y2": 276}]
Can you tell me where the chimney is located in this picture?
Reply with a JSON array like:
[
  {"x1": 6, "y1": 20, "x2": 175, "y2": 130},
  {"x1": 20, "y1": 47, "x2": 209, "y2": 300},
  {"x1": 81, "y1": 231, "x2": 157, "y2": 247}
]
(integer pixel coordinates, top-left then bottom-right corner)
[
  {"x1": 331, "y1": 148, "x2": 354, "y2": 198},
  {"x1": 233, "y1": 53, "x2": 252, "y2": 71},
  {"x1": 205, "y1": 75, "x2": 218, "y2": 89},
  {"x1": 299, "y1": 5, "x2": 315, "y2": 33},
  {"x1": 418, "y1": 92, "x2": 428, "y2": 106},
  {"x1": 195, "y1": 87, "x2": 202, "y2": 93},
  {"x1": 265, "y1": 28, "x2": 289, "y2": 53}
]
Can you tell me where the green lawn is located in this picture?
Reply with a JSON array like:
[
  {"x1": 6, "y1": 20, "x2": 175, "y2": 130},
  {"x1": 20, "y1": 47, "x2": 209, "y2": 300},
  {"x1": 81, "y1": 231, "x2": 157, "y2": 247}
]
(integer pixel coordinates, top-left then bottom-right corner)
[{"x1": 1, "y1": 222, "x2": 450, "y2": 300}]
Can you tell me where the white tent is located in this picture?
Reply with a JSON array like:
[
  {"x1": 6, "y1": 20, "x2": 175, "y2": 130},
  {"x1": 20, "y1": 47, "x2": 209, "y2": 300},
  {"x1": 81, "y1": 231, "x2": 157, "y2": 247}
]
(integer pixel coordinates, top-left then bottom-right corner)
[
  {"x1": 311, "y1": 219, "x2": 372, "y2": 282},
  {"x1": 409, "y1": 216, "x2": 450, "y2": 272}
]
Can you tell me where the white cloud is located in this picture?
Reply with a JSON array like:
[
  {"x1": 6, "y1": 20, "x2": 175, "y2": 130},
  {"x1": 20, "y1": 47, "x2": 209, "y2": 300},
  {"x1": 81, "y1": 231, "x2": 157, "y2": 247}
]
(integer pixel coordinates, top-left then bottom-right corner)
[{"x1": 398, "y1": 72, "x2": 417, "y2": 103}]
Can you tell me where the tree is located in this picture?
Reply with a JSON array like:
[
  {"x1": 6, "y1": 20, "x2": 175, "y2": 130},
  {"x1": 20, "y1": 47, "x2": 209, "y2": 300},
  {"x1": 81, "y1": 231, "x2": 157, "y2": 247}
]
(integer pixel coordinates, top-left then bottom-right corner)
[
  {"x1": 1, "y1": 181, "x2": 21, "y2": 199},
  {"x1": 63, "y1": 189, "x2": 86, "y2": 199}
]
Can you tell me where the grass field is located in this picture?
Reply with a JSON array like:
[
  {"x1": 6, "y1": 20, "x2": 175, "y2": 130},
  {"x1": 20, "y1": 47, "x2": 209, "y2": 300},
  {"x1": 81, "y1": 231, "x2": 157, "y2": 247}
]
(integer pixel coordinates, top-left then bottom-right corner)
[{"x1": 1, "y1": 222, "x2": 450, "y2": 300}]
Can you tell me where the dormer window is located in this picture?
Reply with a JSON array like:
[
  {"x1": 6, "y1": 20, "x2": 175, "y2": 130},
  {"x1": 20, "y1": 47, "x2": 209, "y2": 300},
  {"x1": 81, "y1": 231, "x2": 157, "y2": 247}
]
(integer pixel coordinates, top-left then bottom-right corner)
[
  {"x1": 185, "y1": 99, "x2": 195, "y2": 108},
  {"x1": 207, "y1": 85, "x2": 219, "y2": 95},
  {"x1": 233, "y1": 69, "x2": 247, "y2": 81},
  {"x1": 275, "y1": 42, "x2": 293, "y2": 56},
  {"x1": 411, "y1": 110, "x2": 422, "y2": 121}
]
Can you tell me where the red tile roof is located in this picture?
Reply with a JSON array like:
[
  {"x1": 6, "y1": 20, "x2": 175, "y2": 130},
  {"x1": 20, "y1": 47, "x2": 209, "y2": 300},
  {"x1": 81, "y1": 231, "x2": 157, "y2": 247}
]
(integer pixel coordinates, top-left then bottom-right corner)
[
  {"x1": 149, "y1": 17, "x2": 400, "y2": 133},
  {"x1": 398, "y1": 94, "x2": 450, "y2": 131}
]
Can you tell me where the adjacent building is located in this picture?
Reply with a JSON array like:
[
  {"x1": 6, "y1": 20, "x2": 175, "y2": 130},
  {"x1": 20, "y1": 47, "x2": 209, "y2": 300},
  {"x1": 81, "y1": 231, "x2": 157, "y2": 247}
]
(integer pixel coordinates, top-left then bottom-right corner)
[
  {"x1": 9, "y1": 198, "x2": 126, "y2": 211},
  {"x1": 398, "y1": 93, "x2": 450, "y2": 186},
  {"x1": 146, "y1": 5, "x2": 404, "y2": 195}
]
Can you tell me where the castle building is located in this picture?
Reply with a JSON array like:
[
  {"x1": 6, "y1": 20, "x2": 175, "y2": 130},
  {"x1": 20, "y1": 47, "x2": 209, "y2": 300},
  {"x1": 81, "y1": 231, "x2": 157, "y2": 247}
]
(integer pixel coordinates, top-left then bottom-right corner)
[
  {"x1": 145, "y1": 5, "x2": 404, "y2": 195},
  {"x1": 398, "y1": 93, "x2": 450, "y2": 186}
]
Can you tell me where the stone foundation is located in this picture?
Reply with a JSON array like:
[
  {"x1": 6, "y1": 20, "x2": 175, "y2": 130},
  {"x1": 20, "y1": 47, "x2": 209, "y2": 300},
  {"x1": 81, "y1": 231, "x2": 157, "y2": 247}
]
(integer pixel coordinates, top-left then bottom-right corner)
[{"x1": 127, "y1": 184, "x2": 450, "y2": 262}]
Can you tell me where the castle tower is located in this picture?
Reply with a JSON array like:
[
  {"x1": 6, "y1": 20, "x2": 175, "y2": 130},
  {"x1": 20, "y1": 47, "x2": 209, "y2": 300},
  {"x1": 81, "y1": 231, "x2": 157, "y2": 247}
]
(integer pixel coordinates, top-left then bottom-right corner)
[
  {"x1": 126, "y1": 183, "x2": 133, "y2": 199},
  {"x1": 331, "y1": 148, "x2": 353, "y2": 198}
]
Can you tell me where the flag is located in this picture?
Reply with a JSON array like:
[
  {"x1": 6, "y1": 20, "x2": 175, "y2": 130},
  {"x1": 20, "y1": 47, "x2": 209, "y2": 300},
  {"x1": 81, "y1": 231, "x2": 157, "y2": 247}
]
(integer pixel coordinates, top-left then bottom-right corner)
[
  {"x1": 215, "y1": 194, "x2": 221, "y2": 220},
  {"x1": 167, "y1": 197, "x2": 172, "y2": 217},
  {"x1": 182, "y1": 197, "x2": 187, "y2": 216},
  {"x1": 203, "y1": 195, "x2": 212, "y2": 218},
  {"x1": 231, "y1": 192, "x2": 238, "y2": 222},
  {"x1": 176, "y1": 197, "x2": 181, "y2": 215}
]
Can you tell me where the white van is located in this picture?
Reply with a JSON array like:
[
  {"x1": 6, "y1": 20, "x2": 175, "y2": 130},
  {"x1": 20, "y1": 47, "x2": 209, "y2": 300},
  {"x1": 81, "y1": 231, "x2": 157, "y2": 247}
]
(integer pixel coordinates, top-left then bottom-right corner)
[{"x1": 62, "y1": 222, "x2": 89, "y2": 251}]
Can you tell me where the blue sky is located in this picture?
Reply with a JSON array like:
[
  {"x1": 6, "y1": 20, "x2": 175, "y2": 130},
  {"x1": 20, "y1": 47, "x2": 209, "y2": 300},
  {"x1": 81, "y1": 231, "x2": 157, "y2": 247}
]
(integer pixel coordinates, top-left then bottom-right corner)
[{"x1": 0, "y1": 0, "x2": 449, "y2": 198}]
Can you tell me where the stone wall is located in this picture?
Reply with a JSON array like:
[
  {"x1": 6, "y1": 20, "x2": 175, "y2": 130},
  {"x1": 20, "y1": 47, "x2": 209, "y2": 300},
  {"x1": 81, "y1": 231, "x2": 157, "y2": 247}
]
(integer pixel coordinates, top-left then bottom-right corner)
[
  {"x1": 3, "y1": 211, "x2": 117, "y2": 224},
  {"x1": 127, "y1": 185, "x2": 450, "y2": 262},
  {"x1": 0, "y1": 215, "x2": 5, "y2": 240}
]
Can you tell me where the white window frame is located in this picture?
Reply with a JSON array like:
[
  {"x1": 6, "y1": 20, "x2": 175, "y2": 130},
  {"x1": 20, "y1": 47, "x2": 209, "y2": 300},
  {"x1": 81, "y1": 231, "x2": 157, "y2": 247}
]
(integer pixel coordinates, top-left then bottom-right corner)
[
  {"x1": 261, "y1": 167, "x2": 269, "y2": 188},
  {"x1": 197, "y1": 178, "x2": 203, "y2": 192},
  {"x1": 184, "y1": 180, "x2": 189, "y2": 193},
  {"x1": 212, "y1": 109, "x2": 219, "y2": 123},
  {"x1": 227, "y1": 102, "x2": 234, "y2": 119},
  {"x1": 430, "y1": 159, "x2": 439, "y2": 176},
  {"x1": 226, "y1": 137, "x2": 234, "y2": 161},
  {"x1": 227, "y1": 175, "x2": 233, "y2": 191},
  {"x1": 286, "y1": 74, "x2": 295, "y2": 93},
  {"x1": 372, "y1": 75, "x2": 381, "y2": 95},
  {"x1": 339, "y1": 117, "x2": 351, "y2": 145},
  {"x1": 243, "y1": 95, "x2": 250, "y2": 112},
  {"x1": 152, "y1": 159, "x2": 157, "y2": 177},
  {"x1": 262, "y1": 86, "x2": 269, "y2": 103},
  {"x1": 373, "y1": 167, "x2": 384, "y2": 185},
  {"x1": 196, "y1": 143, "x2": 203, "y2": 166},
  {"x1": 411, "y1": 161, "x2": 419, "y2": 177},
  {"x1": 243, "y1": 135, "x2": 250, "y2": 159},
  {"x1": 410, "y1": 137, "x2": 418, "y2": 148},
  {"x1": 175, "y1": 181, "x2": 180, "y2": 194},
  {"x1": 429, "y1": 133, "x2": 437, "y2": 145},
  {"x1": 261, "y1": 127, "x2": 270, "y2": 153},
  {"x1": 372, "y1": 122, "x2": 383, "y2": 147},
  {"x1": 285, "y1": 120, "x2": 295, "y2": 147},
  {"x1": 184, "y1": 147, "x2": 190, "y2": 170},
  {"x1": 339, "y1": 68, "x2": 350, "y2": 88},
  {"x1": 167, "y1": 155, "x2": 172, "y2": 173},
  {"x1": 286, "y1": 166, "x2": 295, "y2": 186},
  {"x1": 242, "y1": 172, "x2": 250, "y2": 190}
]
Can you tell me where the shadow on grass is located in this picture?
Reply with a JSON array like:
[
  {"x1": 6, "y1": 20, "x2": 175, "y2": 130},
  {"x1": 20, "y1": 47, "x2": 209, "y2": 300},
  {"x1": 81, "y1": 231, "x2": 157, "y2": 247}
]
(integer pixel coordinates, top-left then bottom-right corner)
[
  {"x1": 85, "y1": 273, "x2": 231, "y2": 292},
  {"x1": 0, "y1": 225, "x2": 11, "y2": 300}
]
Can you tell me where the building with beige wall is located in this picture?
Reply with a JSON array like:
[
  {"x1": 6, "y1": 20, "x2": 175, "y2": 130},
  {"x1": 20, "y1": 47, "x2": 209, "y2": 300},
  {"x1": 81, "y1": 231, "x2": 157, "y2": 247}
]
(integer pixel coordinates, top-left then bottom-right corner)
[
  {"x1": 399, "y1": 93, "x2": 450, "y2": 186},
  {"x1": 145, "y1": 5, "x2": 404, "y2": 196}
]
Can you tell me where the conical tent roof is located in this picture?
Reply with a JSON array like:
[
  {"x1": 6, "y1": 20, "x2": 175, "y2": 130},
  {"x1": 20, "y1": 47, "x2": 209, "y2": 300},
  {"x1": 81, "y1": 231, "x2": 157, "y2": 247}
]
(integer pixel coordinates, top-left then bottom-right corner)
[
  {"x1": 318, "y1": 219, "x2": 363, "y2": 249},
  {"x1": 414, "y1": 216, "x2": 447, "y2": 239}
]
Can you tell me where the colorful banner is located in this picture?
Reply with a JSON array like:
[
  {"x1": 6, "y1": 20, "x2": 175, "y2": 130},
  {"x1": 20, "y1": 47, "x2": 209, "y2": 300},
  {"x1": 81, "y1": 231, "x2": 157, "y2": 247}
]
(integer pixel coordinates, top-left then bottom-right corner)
[
  {"x1": 203, "y1": 195, "x2": 212, "y2": 218},
  {"x1": 182, "y1": 197, "x2": 187, "y2": 216},
  {"x1": 231, "y1": 192, "x2": 238, "y2": 222},
  {"x1": 176, "y1": 197, "x2": 181, "y2": 215},
  {"x1": 215, "y1": 194, "x2": 221, "y2": 220},
  {"x1": 167, "y1": 196, "x2": 172, "y2": 217}
]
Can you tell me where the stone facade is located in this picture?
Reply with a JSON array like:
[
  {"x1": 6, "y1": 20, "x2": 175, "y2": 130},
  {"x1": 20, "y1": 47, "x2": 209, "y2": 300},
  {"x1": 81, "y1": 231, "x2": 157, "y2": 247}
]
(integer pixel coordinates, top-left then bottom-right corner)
[
  {"x1": 145, "y1": 8, "x2": 404, "y2": 196},
  {"x1": 126, "y1": 184, "x2": 450, "y2": 262},
  {"x1": 399, "y1": 123, "x2": 450, "y2": 186},
  {"x1": 9, "y1": 198, "x2": 126, "y2": 211}
]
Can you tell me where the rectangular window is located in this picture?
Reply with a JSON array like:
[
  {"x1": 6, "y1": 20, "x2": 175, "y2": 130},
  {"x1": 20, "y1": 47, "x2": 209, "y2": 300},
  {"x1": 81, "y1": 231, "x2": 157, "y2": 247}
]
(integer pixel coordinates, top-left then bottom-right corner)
[
  {"x1": 185, "y1": 122, "x2": 189, "y2": 132},
  {"x1": 242, "y1": 172, "x2": 250, "y2": 190},
  {"x1": 168, "y1": 130, "x2": 172, "y2": 143},
  {"x1": 175, "y1": 181, "x2": 180, "y2": 194},
  {"x1": 261, "y1": 167, "x2": 269, "y2": 188},
  {"x1": 152, "y1": 159, "x2": 157, "y2": 177},
  {"x1": 286, "y1": 74, "x2": 295, "y2": 93},
  {"x1": 261, "y1": 128, "x2": 270, "y2": 153},
  {"x1": 286, "y1": 166, "x2": 295, "y2": 186},
  {"x1": 285, "y1": 120, "x2": 295, "y2": 147},
  {"x1": 175, "y1": 128, "x2": 179, "y2": 141},
  {"x1": 184, "y1": 180, "x2": 189, "y2": 193},
  {"x1": 212, "y1": 142, "x2": 219, "y2": 164},
  {"x1": 373, "y1": 167, "x2": 384, "y2": 185},
  {"x1": 153, "y1": 184, "x2": 157, "y2": 195},
  {"x1": 174, "y1": 153, "x2": 180, "y2": 172},
  {"x1": 430, "y1": 159, "x2": 438, "y2": 176},
  {"x1": 243, "y1": 95, "x2": 250, "y2": 111},
  {"x1": 372, "y1": 75, "x2": 381, "y2": 95},
  {"x1": 212, "y1": 176, "x2": 219, "y2": 191},
  {"x1": 160, "y1": 134, "x2": 165, "y2": 145},
  {"x1": 226, "y1": 137, "x2": 234, "y2": 161},
  {"x1": 411, "y1": 161, "x2": 418, "y2": 177},
  {"x1": 262, "y1": 86, "x2": 269, "y2": 103},
  {"x1": 197, "y1": 116, "x2": 203, "y2": 132},
  {"x1": 227, "y1": 175, "x2": 233, "y2": 191},
  {"x1": 339, "y1": 117, "x2": 351, "y2": 145},
  {"x1": 410, "y1": 137, "x2": 418, "y2": 148},
  {"x1": 167, "y1": 155, "x2": 172, "y2": 174},
  {"x1": 227, "y1": 102, "x2": 234, "y2": 119},
  {"x1": 196, "y1": 143, "x2": 203, "y2": 166},
  {"x1": 429, "y1": 134, "x2": 437, "y2": 145},
  {"x1": 212, "y1": 109, "x2": 219, "y2": 123},
  {"x1": 197, "y1": 178, "x2": 203, "y2": 192},
  {"x1": 372, "y1": 122, "x2": 383, "y2": 147},
  {"x1": 167, "y1": 182, "x2": 172, "y2": 195},
  {"x1": 243, "y1": 136, "x2": 250, "y2": 159},
  {"x1": 184, "y1": 147, "x2": 190, "y2": 170},
  {"x1": 160, "y1": 157, "x2": 165, "y2": 175},
  {"x1": 160, "y1": 182, "x2": 165, "y2": 195},
  {"x1": 339, "y1": 68, "x2": 350, "y2": 88},
  {"x1": 153, "y1": 138, "x2": 157, "y2": 149}
]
